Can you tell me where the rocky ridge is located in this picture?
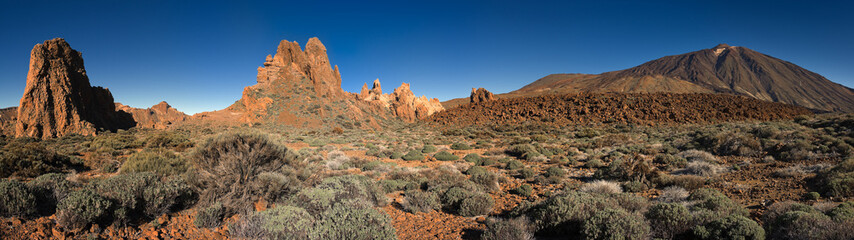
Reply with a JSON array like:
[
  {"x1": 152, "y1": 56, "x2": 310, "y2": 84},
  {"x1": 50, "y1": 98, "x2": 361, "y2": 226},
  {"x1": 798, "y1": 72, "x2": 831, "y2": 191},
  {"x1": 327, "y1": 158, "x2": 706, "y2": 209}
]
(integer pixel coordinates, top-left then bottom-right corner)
[
  {"x1": 116, "y1": 101, "x2": 188, "y2": 129},
  {"x1": 14, "y1": 38, "x2": 135, "y2": 139}
]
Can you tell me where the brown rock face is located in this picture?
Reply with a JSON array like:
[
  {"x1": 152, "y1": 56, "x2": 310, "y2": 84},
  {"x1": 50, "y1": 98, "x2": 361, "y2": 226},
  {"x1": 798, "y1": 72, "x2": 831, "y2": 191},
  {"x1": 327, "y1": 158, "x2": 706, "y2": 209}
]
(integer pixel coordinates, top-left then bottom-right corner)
[
  {"x1": 209, "y1": 38, "x2": 443, "y2": 127},
  {"x1": 469, "y1": 88, "x2": 495, "y2": 103},
  {"x1": 358, "y1": 79, "x2": 444, "y2": 122},
  {"x1": 0, "y1": 107, "x2": 17, "y2": 136},
  {"x1": 15, "y1": 38, "x2": 134, "y2": 139},
  {"x1": 116, "y1": 101, "x2": 188, "y2": 129}
]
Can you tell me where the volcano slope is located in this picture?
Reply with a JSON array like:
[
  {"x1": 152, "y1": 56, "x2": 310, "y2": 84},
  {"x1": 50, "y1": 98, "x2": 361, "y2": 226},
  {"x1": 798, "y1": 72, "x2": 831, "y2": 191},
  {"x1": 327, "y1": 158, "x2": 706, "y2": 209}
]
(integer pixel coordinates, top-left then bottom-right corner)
[{"x1": 431, "y1": 92, "x2": 813, "y2": 127}]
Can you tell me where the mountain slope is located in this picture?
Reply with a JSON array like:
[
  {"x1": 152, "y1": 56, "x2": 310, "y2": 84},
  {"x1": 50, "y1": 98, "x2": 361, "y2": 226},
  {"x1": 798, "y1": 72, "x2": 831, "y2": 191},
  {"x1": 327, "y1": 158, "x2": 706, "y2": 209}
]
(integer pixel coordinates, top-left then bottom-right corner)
[{"x1": 449, "y1": 44, "x2": 853, "y2": 112}]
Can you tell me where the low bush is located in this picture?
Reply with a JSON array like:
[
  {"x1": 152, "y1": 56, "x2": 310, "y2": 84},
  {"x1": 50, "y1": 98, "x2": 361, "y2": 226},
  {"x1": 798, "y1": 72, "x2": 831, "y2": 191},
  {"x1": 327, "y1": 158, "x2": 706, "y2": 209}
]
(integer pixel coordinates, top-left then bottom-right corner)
[
  {"x1": 56, "y1": 189, "x2": 113, "y2": 229},
  {"x1": 421, "y1": 145, "x2": 437, "y2": 153},
  {"x1": 288, "y1": 175, "x2": 387, "y2": 215},
  {"x1": 27, "y1": 173, "x2": 78, "y2": 214},
  {"x1": 545, "y1": 166, "x2": 565, "y2": 178},
  {"x1": 191, "y1": 133, "x2": 302, "y2": 216},
  {"x1": 194, "y1": 203, "x2": 225, "y2": 228},
  {"x1": 313, "y1": 201, "x2": 397, "y2": 239},
  {"x1": 519, "y1": 167, "x2": 536, "y2": 179},
  {"x1": 506, "y1": 159, "x2": 524, "y2": 170},
  {"x1": 482, "y1": 217, "x2": 535, "y2": 240},
  {"x1": 142, "y1": 178, "x2": 194, "y2": 218},
  {"x1": 524, "y1": 191, "x2": 619, "y2": 236},
  {"x1": 0, "y1": 179, "x2": 37, "y2": 217},
  {"x1": 688, "y1": 188, "x2": 748, "y2": 224},
  {"x1": 402, "y1": 190, "x2": 441, "y2": 213},
  {"x1": 119, "y1": 148, "x2": 188, "y2": 176},
  {"x1": 646, "y1": 202, "x2": 694, "y2": 238},
  {"x1": 693, "y1": 215, "x2": 764, "y2": 240},
  {"x1": 763, "y1": 201, "x2": 854, "y2": 240},
  {"x1": 657, "y1": 186, "x2": 689, "y2": 203},
  {"x1": 655, "y1": 174, "x2": 707, "y2": 190},
  {"x1": 402, "y1": 150, "x2": 424, "y2": 161},
  {"x1": 580, "y1": 180, "x2": 622, "y2": 194},
  {"x1": 622, "y1": 181, "x2": 647, "y2": 193},
  {"x1": 0, "y1": 141, "x2": 81, "y2": 178},
  {"x1": 683, "y1": 161, "x2": 724, "y2": 177},
  {"x1": 676, "y1": 150, "x2": 720, "y2": 163},
  {"x1": 458, "y1": 193, "x2": 494, "y2": 216},
  {"x1": 512, "y1": 184, "x2": 533, "y2": 197},
  {"x1": 818, "y1": 157, "x2": 854, "y2": 198},
  {"x1": 230, "y1": 205, "x2": 315, "y2": 240},
  {"x1": 582, "y1": 208, "x2": 650, "y2": 240},
  {"x1": 144, "y1": 131, "x2": 193, "y2": 149},
  {"x1": 450, "y1": 142, "x2": 472, "y2": 150},
  {"x1": 463, "y1": 153, "x2": 482, "y2": 163},
  {"x1": 433, "y1": 151, "x2": 459, "y2": 161}
]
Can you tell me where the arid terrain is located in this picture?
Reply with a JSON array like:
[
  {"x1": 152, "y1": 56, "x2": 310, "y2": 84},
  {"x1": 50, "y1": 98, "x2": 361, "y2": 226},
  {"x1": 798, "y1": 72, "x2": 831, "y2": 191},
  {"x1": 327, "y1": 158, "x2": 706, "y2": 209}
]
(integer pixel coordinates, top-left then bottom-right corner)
[{"x1": 1, "y1": 38, "x2": 853, "y2": 240}]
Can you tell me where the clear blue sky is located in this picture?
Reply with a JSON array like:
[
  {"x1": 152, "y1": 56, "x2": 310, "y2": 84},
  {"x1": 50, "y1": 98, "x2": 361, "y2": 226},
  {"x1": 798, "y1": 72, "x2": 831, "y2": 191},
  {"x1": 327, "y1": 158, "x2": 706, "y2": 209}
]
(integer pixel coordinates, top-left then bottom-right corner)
[{"x1": 1, "y1": 0, "x2": 852, "y2": 114}]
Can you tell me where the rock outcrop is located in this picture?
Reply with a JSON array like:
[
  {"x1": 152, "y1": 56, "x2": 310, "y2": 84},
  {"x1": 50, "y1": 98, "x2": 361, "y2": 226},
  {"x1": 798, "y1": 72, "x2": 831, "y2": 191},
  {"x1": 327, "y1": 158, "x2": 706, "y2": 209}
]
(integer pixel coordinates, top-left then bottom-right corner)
[
  {"x1": 358, "y1": 79, "x2": 444, "y2": 121},
  {"x1": 205, "y1": 38, "x2": 443, "y2": 127},
  {"x1": 15, "y1": 38, "x2": 134, "y2": 139},
  {"x1": 0, "y1": 107, "x2": 17, "y2": 136},
  {"x1": 470, "y1": 88, "x2": 495, "y2": 103},
  {"x1": 116, "y1": 101, "x2": 188, "y2": 129}
]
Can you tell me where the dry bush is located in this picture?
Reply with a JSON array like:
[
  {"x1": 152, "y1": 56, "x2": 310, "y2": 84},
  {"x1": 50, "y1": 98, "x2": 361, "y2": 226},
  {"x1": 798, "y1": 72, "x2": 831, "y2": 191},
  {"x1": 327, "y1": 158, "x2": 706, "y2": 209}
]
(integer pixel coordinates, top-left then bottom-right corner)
[
  {"x1": 482, "y1": 217, "x2": 535, "y2": 240},
  {"x1": 683, "y1": 161, "x2": 724, "y2": 177},
  {"x1": 676, "y1": 150, "x2": 720, "y2": 163},
  {"x1": 190, "y1": 132, "x2": 302, "y2": 216},
  {"x1": 657, "y1": 186, "x2": 689, "y2": 203},
  {"x1": 581, "y1": 180, "x2": 622, "y2": 194}
]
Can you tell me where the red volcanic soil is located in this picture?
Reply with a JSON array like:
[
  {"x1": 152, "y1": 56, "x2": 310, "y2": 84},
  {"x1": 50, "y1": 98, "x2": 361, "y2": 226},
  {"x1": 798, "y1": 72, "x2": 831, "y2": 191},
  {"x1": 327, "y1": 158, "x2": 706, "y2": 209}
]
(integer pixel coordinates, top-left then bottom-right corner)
[{"x1": 429, "y1": 93, "x2": 813, "y2": 127}]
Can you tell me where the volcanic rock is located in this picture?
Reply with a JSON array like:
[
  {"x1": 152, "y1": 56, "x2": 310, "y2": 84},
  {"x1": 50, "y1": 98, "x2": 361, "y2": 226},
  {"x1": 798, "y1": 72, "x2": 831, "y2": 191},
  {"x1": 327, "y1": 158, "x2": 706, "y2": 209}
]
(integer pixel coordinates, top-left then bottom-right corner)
[
  {"x1": 470, "y1": 88, "x2": 495, "y2": 103},
  {"x1": 358, "y1": 79, "x2": 444, "y2": 121},
  {"x1": 211, "y1": 38, "x2": 443, "y2": 127},
  {"x1": 116, "y1": 101, "x2": 188, "y2": 129},
  {"x1": 15, "y1": 38, "x2": 134, "y2": 139},
  {"x1": 431, "y1": 93, "x2": 813, "y2": 127}
]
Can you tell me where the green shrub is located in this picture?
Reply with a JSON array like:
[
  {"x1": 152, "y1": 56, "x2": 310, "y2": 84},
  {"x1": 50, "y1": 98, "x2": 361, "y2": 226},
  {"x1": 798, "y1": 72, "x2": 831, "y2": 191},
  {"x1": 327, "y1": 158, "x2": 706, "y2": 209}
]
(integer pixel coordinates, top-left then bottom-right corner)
[
  {"x1": 827, "y1": 202, "x2": 854, "y2": 222},
  {"x1": 390, "y1": 151, "x2": 404, "y2": 159},
  {"x1": 89, "y1": 132, "x2": 139, "y2": 151},
  {"x1": 289, "y1": 175, "x2": 387, "y2": 215},
  {"x1": 506, "y1": 144, "x2": 539, "y2": 160},
  {"x1": 194, "y1": 203, "x2": 225, "y2": 228},
  {"x1": 693, "y1": 215, "x2": 764, "y2": 240},
  {"x1": 482, "y1": 217, "x2": 534, "y2": 240},
  {"x1": 230, "y1": 205, "x2": 315, "y2": 240},
  {"x1": 463, "y1": 153, "x2": 483, "y2": 163},
  {"x1": 380, "y1": 179, "x2": 419, "y2": 192},
  {"x1": 433, "y1": 151, "x2": 459, "y2": 161},
  {"x1": 512, "y1": 184, "x2": 533, "y2": 197},
  {"x1": 646, "y1": 203, "x2": 694, "y2": 239},
  {"x1": 470, "y1": 171, "x2": 500, "y2": 192},
  {"x1": 519, "y1": 167, "x2": 536, "y2": 179},
  {"x1": 144, "y1": 131, "x2": 193, "y2": 149},
  {"x1": 545, "y1": 166, "x2": 565, "y2": 178},
  {"x1": 142, "y1": 178, "x2": 194, "y2": 218},
  {"x1": 585, "y1": 159, "x2": 605, "y2": 168},
  {"x1": 688, "y1": 188, "x2": 748, "y2": 223},
  {"x1": 459, "y1": 193, "x2": 494, "y2": 216},
  {"x1": 421, "y1": 145, "x2": 437, "y2": 153},
  {"x1": 93, "y1": 172, "x2": 156, "y2": 211},
  {"x1": 506, "y1": 159, "x2": 524, "y2": 170},
  {"x1": 466, "y1": 166, "x2": 488, "y2": 176},
  {"x1": 56, "y1": 189, "x2": 113, "y2": 229},
  {"x1": 582, "y1": 208, "x2": 650, "y2": 240},
  {"x1": 191, "y1": 132, "x2": 301, "y2": 216},
  {"x1": 313, "y1": 201, "x2": 397, "y2": 239},
  {"x1": 27, "y1": 173, "x2": 77, "y2": 215},
  {"x1": 120, "y1": 148, "x2": 188, "y2": 176},
  {"x1": 804, "y1": 191, "x2": 821, "y2": 200},
  {"x1": 622, "y1": 181, "x2": 647, "y2": 193},
  {"x1": 402, "y1": 190, "x2": 441, "y2": 213},
  {"x1": 0, "y1": 141, "x2": 81, "y2": 178},
  {"x1": 402, "y1": 150, "x2": 424, "y2": 161},
  {"x1": 451, "y1": 142, "x2": 472, "y2": 150},
  {"x1": 819, "y1": 157, "x2": 854, "y2": 198},
  {"x1": 525, "y1": 192, "x2": 619, "y2": 236},
  {"x1": 0, "y1": 179, "x2": 37, "y2": 217}
]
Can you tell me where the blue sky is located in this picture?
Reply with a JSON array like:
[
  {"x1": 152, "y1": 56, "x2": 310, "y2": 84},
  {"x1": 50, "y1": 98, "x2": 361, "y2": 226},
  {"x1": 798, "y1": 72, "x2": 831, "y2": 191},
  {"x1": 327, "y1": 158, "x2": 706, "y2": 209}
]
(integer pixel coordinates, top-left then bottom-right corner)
[{"x1": 1, "y1": 0, "x2": 852, "y2": 114}]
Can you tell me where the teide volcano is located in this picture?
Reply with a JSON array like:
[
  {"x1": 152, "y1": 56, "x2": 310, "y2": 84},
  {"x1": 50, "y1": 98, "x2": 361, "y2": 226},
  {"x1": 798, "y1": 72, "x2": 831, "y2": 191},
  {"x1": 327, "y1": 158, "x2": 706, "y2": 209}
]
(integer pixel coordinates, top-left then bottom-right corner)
[{"x1": 507, "y1": 44, "x2": 854, "y2": 112}]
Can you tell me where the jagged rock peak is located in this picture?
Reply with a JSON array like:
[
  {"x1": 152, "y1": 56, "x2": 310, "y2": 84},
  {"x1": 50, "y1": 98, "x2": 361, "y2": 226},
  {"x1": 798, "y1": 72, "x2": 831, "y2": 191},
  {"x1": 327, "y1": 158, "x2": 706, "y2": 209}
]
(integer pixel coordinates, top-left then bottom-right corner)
[
  {"x1": 371, "y1": 79, "x2": 382, "y2": 95},
  {"x1": 16, "y1": 38, "x2": 134, "y2": 139},
  {"x1": 470, "y1": 88, "x2": 496, "y2": 103}
]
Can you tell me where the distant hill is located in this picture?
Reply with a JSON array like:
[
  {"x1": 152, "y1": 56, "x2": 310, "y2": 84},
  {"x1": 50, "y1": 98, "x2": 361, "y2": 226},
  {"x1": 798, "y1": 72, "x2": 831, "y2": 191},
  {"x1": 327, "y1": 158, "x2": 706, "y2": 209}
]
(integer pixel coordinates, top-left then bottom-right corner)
[{"x1": 443, "y1": 44, "x2": 854, "y2": 112}]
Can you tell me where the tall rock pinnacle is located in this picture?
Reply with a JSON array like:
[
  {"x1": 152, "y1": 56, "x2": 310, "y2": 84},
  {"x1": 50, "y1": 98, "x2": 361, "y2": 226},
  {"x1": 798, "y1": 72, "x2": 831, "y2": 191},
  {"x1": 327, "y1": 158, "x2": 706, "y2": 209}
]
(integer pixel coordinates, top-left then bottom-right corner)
[{"x1": 15, "y1": 38, "x2": 134, "y2": 139}]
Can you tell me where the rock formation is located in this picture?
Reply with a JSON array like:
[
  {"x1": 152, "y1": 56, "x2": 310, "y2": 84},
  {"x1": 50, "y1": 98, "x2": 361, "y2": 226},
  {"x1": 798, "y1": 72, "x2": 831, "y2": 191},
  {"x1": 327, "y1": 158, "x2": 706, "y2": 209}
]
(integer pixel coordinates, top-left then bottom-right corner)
[
  {"x1": 358, "y1": 79, "x2": 444, "y2": 121},
  {"x1": 207, "y1": 38, "x2": 443, "y2": 127},
  {"x1": 116, "y1": 101, "x2": 188, "y2": 129},
  {"x1": 15, "y1": 38, "x2": 134, "y2": 139},
  {"x1": 470, "y1": 88, "x2": 495, "y2": 103},
  {"x1": 0, "y1": 107, "x2": 17, "y2": 136}
]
